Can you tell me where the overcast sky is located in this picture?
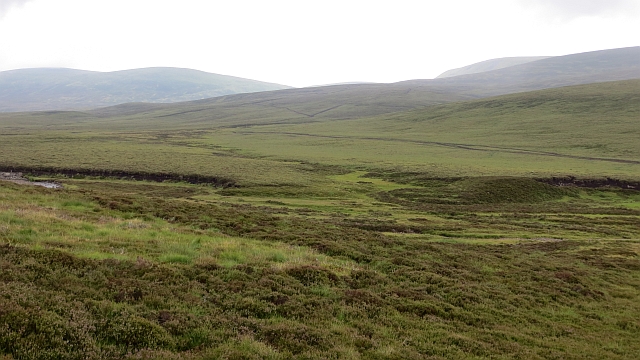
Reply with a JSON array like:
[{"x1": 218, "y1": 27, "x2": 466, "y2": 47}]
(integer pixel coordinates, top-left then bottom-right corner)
[{"x1": 0, "y1": 0, "x2": 638, "y2": 87}]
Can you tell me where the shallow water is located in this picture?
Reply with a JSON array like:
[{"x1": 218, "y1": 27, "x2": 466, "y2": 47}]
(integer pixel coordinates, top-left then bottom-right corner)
[
  {"x1": 1, "y1": 177, "x2": 63, "y2": 189},
  {"x1": 34, "y1": 182, "x2": 63, "y2": 189}
]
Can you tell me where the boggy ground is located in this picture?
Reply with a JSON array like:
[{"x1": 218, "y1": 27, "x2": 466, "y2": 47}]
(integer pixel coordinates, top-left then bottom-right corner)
[
  {"x1": 0, "y1": 172, "x2": 62, "y2": 189},
  {"x1": 1, "y1": 171, "x2": 639, "y2": 359},
  {"x1": 1, "y1": 80, "x2": 639, "y2": 358}
]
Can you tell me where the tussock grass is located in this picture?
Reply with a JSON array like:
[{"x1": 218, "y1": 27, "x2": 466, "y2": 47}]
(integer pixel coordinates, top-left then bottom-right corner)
[
  {"x1": 1, "y1": 175, "x2": 640, "y2": 358},
  {"x1": 0, "y1": 184, "x2": 358, "y2": 274},
  {"x1": 0, "y1": 80, "x2": 639, "y2": 358}
]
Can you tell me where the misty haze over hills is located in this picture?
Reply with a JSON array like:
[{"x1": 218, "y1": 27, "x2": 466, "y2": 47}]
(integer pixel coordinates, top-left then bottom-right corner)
[
  {"x1": 1, "y1": 42, "x2": 640, "y2": 359},
  {"x1": 83, "y1": 46, "x2": 640, "y2": 125},
  {"x1": 2, "y1": 0, "x2": 640, "y2": 357},
  {"x1": 421, "y1": 46, "x2": 640, "y2": 96},
  {"x1": 0, "y1": 46, "x2": 638, "y2": 114},
  {"x1": 0, "y1": 67, "x2": 291, "y2": 112},
  {"x1": 436, "y1": 56, "x2": 552, "y2": 78}
]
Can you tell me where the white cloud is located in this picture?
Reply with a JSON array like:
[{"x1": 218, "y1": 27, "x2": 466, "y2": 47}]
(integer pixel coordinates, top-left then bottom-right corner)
[
  {"x1": 0, "y1": 0, "x2": 638, "y2": 86},
  {"x1": 518, "y1": 0, "x2": 640, "y2": 20},
  {"x1": 0, "y1": 0, "x2": 35, "y2": 18}
]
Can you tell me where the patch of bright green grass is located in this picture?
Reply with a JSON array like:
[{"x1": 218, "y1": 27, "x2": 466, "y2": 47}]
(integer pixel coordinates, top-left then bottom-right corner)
[
  {"x1": 0, "y1": 80, "x2": 639, "y2": 358},
  {"x1": 0, "y1": 183, "x2": 360, "y2": 274},
  {"x1": 1, "y1": 177, "x2": 640, "y2": 358}
]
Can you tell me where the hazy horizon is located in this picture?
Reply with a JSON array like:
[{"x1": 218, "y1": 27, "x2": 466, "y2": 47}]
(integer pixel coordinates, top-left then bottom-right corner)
[{"x1": 1, "y1": 0, "x2": 639, "y2": 87}]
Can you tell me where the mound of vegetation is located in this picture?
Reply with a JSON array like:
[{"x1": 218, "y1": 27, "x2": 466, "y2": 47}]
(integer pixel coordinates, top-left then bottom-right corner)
[
  {"x1": 3, "y1": 236, "x2": 640, "y2": 359},
  {"x1": 459, "y1": 177, "x2": 575, "y2": 204},
  {"x1": 1, "y1": 180, "x2": 639, "y2": 359},
  {"x1": 375, "y1": 177, "x2": 575, "y2": 207}
]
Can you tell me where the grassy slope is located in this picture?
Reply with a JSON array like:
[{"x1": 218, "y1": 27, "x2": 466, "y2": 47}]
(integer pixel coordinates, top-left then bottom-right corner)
[
  {"x1": 424, "y1": 46, "x2": 640, "y2": 96},
  {"x1": 221, "y1": 79, "x2": 640, "y2": 177},
  {"x1": 92, "y1": 47, "x2": 640, "y2": 128},
  {"x1": 0, "y1": 80, "x2": 639, "y2": 184},
  {"x1": 0, "y1": 67, "x2": 291, "y2": 112},
  {"x1": 1, "y1": 47, "x2": 637, "y2": 117},
  {"x1": 0, "y1": 73, "x2": 639, "y2": 358},
  {"x1": 1, "y1": 47, "x2": 637, "y2": 131}
]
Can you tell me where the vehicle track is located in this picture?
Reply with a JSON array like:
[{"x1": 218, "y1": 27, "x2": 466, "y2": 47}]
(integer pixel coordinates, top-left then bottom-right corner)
[{"x1": 236, "y1": 130, "x2": 640, "y2": 165}]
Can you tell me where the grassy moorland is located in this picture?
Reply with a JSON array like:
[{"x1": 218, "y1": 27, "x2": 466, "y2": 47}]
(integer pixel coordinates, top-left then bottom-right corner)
[
  {"x1": 0, "y1": 80, "x2": 639, "y2": 359},
  {"x1": 1, "y1": 174, "x2": 639, "y2": 359},
  {"x1": 1, "y1": 80, "x2": 638, "y2": 181},
  {"x1": 212, "y1": 79, "x2": 640, "y2": 178}
]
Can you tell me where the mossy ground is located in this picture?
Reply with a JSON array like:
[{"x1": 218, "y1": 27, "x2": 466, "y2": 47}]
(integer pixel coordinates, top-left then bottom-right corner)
[
  {"x1": 1, "y1": 173, "x2": 639, "y2": 359},
  {"x1": 1, "y1": 80, "x2": 639, "y2": 358}
]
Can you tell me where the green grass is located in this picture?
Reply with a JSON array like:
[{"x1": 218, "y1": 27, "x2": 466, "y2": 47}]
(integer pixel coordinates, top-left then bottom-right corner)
[
  {"x1": 1, "y1": 80, "x2": 639, "y2": 183},
  {"x1": 0, "y1": 183, "x2": 357, "y2": 273},
  {"x1": 1, "y1": 180, "x2": 639, "y2": 359},
  {"x1": 193, "y1": 80, "x2": 640, "y2": 179},
  {"x1": 0, "y1": 79, "x2": 639, "y2": 358},
  {"x1": 1, "y1": 169, "x2": 640, "y2": 359}
]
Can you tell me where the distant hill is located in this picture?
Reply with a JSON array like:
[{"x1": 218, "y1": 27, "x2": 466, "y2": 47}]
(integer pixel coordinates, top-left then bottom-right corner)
[
  {"x1": 81, "y1": 47, "x2": 640, "y2": 127},
  {"x1": 436, "y1": 56, "x2": 551, "y2": 78},
  {"x1": 2, "y1": 47, "x2": 638, "y2": 121},
  {"x1": 424, "y1": 46, "x2": 640, "y2": 96},
  {"x1": 2, "y1": 79, "x2": 638, "y2": 179},
  {"x1": 0, "y1": 67, "x2": 291, "y2": 112}
]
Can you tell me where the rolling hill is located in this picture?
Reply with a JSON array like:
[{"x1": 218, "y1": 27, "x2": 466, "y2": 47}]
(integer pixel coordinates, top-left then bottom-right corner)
[
  {"x1": 257, "y1": 79, "x2": 640, "y2": 167},
  {"x1": 1, "y1": 47, "x2": 637, "y2": 117},
  {"x1": 436, "y1": 56, "x2": 550, "y2": 78},
  {"x1": 1, "y1": 79, "x2": 639, "y2": 180},
  {"x1": 424, "y1": 46, "x2": 640, "y2": 96},
  {"x1": 85, "y1": 46, "x2": 640, "y2": 125},
  {"x1": 1, "y1": 54, "x2": 640, "y2": 359},
  {"x1": 0, "y1": 67, "x2": 292, "y2": 112}
]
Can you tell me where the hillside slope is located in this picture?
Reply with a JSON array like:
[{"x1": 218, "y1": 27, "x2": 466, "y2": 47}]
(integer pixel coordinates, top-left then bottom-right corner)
[
  {"x1": 1, "y1": 79, "x2": 639, "y2": 180},
  {"x1": 84, "y1": 46, "x2": 640, "y2": 125},
  {"x1": 0, "y1": 67, "x2": 291, "y2": 112},
  {"x1": 423, "y1": 46, "x2": 640, "y2": 96},
  {"x1": 436, "y1": 56, "x2": 550, "y2": 78},
  {"x1": 274, "y1": 79, "x2": 640, "y2": 163},
  {"x1": 2, "y1": 47, "x2": 638, "y2": 118}
]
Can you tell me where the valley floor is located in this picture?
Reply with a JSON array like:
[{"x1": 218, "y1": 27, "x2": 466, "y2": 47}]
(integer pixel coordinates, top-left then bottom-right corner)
[
  {"x1": 1, "y1": 169, "x2": 639, "y2": 359},
  {"x1": 1, "y1": 79, "x2": 639, "y2": 358}
]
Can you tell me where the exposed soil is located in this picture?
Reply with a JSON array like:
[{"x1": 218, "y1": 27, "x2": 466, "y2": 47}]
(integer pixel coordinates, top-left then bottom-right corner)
[
  {"x1": 538, "y1": 176, "x2": 640, "y2": 189},
  {"x1": 0, "y1": 166, "x2": 237, "y2": 188}
]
